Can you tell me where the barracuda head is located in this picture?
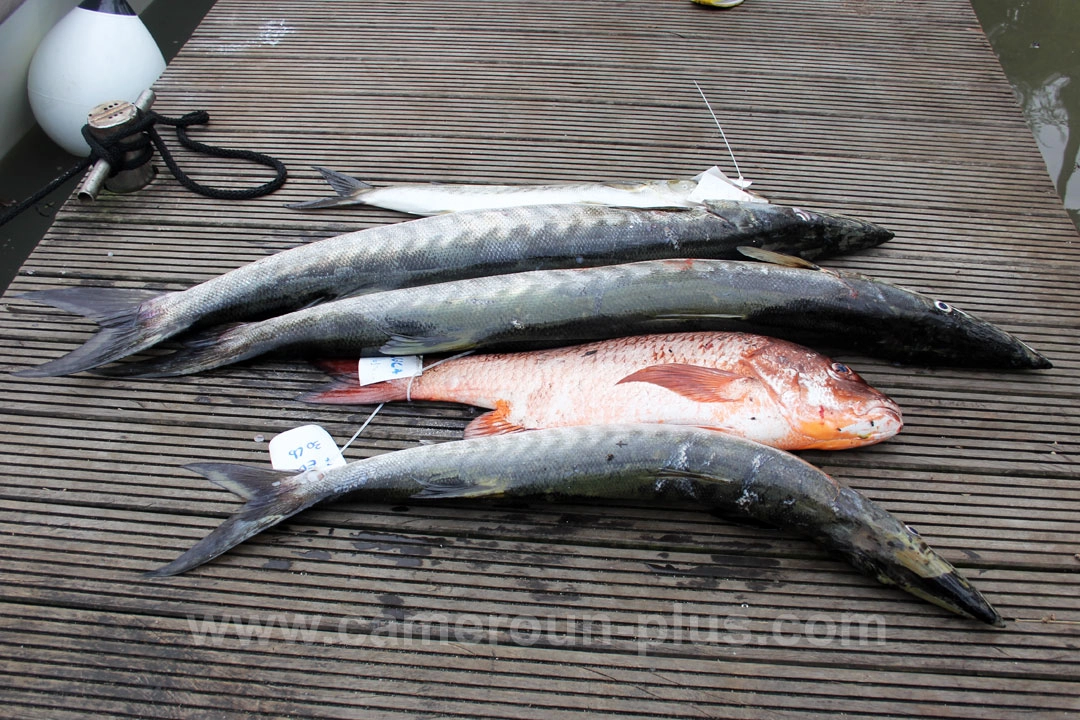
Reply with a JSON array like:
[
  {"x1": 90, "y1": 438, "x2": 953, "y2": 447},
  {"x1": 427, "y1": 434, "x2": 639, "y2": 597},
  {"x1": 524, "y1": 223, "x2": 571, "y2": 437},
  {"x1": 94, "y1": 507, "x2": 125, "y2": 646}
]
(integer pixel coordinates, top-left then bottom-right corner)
[
  {"x1": 860, "y1": 282, "x2": 1053, "y2": 370},
  {"x1": 784, "y1": 205, "x2": 896, "y2": 258},
  {"x1": 739, "y1": 338, "x2": 903, "y2": 450},
  {"x1": 703, "y1": 201, "x2": 895, "y2": 260},
  {"x1": 828, "y1": 487, "x2": 1005, "y2": 626},
  {"x1": 735, "y1": 249, "x2": 1052, "y2": 370}
]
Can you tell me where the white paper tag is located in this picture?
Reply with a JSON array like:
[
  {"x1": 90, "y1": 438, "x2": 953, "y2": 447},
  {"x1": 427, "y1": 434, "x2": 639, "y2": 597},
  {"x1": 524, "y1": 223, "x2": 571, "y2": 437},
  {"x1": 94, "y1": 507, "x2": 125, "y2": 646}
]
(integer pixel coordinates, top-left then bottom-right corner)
[
  {"x1": 268, "y1": 424, "x2": 346, "y2": 473},
  {"x1": 358, "y1": 355, "x2": 423, "y2": 386},
  {"x1": 689, "y1": 166, "x2": 758, "y2": 203}
]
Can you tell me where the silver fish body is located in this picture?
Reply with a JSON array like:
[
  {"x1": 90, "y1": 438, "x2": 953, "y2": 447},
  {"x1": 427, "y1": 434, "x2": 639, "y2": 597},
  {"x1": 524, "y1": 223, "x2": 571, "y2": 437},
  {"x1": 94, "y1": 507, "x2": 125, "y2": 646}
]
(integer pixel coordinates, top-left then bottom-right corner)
[
  {"x1": 286, "y1": 166, "x2": 766, "y2": 214},
  {"x1": 17, "y1": 201, "x2": 892, "y2": 378},
  {"x1": 152, "y1": 424, "x2": 1003, "y2": 626},
  {"x1": 104, "y1": 256, "x2": 1050, "y2": 377}
]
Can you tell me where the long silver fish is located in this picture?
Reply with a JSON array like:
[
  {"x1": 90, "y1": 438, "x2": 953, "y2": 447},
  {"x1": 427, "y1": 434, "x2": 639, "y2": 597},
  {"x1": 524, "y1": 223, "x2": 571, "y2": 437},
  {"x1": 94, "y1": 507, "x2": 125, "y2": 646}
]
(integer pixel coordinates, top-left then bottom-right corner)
[
  {"x1": 148, "y1": 424, "x2": 1004, "y2": 626},
  {"x1": 16, "y1": 201, "x2": 892, "y2": 378},
  {"x1": 98, "y1": 254, "x2": 1051, "y2": 378},
  {"x1": 285, "y1": 166, "x2": 766, "y2": 214}
]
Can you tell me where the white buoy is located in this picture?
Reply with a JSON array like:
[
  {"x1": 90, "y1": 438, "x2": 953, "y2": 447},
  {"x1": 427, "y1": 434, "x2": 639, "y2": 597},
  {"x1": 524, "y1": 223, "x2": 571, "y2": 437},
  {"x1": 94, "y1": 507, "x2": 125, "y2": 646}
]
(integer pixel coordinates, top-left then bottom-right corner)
[{"x1": 27, "y1": 0, "x2": 165, "y2": 157}]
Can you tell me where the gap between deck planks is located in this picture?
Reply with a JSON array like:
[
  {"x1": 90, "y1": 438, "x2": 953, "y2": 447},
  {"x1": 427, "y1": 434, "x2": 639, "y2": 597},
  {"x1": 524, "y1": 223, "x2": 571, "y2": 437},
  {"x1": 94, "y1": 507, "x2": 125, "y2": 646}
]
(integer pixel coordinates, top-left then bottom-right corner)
[{"x1": 1, "y1": 0, "x2": 1079, "y2": 718}]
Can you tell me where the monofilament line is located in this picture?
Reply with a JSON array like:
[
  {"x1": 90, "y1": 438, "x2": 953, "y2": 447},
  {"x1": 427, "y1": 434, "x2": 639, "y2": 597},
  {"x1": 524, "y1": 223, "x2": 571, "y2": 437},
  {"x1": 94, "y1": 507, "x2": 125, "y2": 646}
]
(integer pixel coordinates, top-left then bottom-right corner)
[
  {"x1": 340, "y1": 403, "x2": 385, "y2": 453},
  {"x1": 405, "y1": 350, "x2": 475, "y2": 403},
  {"x1": 693, "y1": 80, "x2": 744, "y2": 182}
]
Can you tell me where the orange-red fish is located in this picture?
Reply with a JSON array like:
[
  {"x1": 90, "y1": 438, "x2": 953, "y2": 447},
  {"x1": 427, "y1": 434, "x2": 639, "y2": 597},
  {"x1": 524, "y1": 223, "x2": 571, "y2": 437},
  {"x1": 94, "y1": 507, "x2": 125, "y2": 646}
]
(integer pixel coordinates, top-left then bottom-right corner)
[{"x1": 302, "y1": 332, "x2": 902, "y2": 451}]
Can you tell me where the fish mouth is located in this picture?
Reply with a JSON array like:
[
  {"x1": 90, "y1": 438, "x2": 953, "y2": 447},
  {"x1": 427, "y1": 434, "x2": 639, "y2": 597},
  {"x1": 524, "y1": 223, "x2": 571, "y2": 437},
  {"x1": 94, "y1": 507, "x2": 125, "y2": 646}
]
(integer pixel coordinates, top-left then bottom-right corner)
[
  {"x1": 797, "y1": 405, "x2": 904, "y2": 450},
  {"x1": 833, "y1": 491, "x2": 1004, "y2": 626},
  {"x1": 855, "y1": 405, "x2": 904, "y2": 436},
  {"x1": 880, "y1": 537, "x2": 1004, "y2": 626},
  {"x1": 899, "y1": 570, "x2": 1005, "y2": 627}
]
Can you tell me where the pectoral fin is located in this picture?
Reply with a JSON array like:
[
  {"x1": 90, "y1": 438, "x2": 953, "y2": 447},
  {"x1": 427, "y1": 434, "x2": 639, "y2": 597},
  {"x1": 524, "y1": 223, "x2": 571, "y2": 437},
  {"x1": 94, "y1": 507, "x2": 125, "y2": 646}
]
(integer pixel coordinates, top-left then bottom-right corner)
[
  {"x1": 738, "y1": 246, "x2": 821, "y2": 270},
  {"x1": 617, "y1": 364, "x2": 760, "y2": 403},
  {"x1": 412, "y1": 474, "x2": 506, "y2": 500}
]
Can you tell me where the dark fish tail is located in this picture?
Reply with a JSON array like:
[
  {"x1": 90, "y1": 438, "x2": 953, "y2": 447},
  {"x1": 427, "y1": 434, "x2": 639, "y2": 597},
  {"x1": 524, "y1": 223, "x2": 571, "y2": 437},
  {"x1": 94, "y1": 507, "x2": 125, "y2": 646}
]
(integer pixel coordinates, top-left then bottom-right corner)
[
  {"x1": 146, "y1": 463, "x2": 305, "y2": 577},
  {"x1": 15, "y1": 287, "x2": 169, "y2": 377},
  {"x1": 93, "y1": 323, "x2": 253, "y2": 378},
  {"x1": 284, "y1": 166, "x2": 372, "y2": 210}
]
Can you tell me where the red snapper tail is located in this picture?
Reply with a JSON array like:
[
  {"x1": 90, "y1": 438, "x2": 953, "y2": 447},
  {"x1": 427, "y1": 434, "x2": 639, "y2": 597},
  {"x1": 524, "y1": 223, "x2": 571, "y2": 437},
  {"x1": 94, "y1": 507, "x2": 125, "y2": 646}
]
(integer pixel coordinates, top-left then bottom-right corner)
[{"x1": 298, "y1": 359, "x2": 411, "y2": 404}]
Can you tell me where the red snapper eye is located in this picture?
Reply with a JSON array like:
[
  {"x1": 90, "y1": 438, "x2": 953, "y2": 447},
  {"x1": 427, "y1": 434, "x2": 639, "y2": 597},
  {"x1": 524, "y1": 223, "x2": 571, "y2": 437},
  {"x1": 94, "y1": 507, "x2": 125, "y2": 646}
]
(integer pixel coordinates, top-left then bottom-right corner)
[{"x1": 830, "y1": 362, "x2": 851, "y2": 375}]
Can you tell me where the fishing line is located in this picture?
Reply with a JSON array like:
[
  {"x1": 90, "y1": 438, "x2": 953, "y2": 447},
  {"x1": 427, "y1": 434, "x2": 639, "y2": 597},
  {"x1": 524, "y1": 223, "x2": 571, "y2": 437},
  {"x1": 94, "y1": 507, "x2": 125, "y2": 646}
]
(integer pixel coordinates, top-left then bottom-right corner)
[
  {"x1": 340, "y1": 350, "x2": 476, "y2": 453},
  {"x1": 692, "y1": 80, "x2": 744, "y2": 182},
  {"x1": 340, "y1": 402, "x2": 385, "y2": 453},
  {"x1": 404, "y1": 350, "x2": 475, "y2": 403},
  {"x1": 340, "y1": 350, "x2": 476, "y2": 450}
]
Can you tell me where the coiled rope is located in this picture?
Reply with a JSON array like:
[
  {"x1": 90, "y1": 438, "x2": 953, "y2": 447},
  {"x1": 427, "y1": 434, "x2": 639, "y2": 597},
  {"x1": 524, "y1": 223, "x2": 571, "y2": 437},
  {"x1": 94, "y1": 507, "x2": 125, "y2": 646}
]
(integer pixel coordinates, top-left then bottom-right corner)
[{"x1": 0, "y1": 108, "x2": 287, "y2": 227}]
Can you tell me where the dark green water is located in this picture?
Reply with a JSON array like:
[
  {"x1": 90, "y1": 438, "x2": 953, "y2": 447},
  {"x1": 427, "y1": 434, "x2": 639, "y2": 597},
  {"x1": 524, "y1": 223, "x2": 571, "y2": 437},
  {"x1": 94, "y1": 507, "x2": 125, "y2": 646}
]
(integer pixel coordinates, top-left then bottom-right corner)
[
  {"x1": 971, "y1": 0, "x2": 1079, "y2": 228},
  {"x1": 1, "y1": 1, "x2": 1077, "y2": 295}
]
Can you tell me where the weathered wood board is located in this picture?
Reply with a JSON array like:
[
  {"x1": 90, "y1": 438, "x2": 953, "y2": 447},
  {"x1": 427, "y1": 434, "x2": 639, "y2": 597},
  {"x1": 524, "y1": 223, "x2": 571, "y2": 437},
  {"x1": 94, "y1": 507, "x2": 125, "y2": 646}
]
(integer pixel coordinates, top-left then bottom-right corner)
[{"x1": 1, "y1": 0, "x2": 1077, "y2": 717}]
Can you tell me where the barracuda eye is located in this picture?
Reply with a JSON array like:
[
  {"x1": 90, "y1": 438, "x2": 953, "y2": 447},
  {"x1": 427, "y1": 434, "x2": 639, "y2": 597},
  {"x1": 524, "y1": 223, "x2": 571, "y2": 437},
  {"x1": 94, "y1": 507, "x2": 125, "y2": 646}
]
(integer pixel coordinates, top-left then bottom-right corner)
[{"x1": 934, "y1": 300, "x2": 953, "y2": 313}]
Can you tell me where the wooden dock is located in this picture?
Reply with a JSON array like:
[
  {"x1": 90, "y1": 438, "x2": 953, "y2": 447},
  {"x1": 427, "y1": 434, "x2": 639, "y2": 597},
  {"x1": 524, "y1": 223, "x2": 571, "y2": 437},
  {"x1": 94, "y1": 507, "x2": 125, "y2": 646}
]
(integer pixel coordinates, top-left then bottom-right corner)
[{"x1": 2, "y1": 0, "x2": 1078, "y2": 716}]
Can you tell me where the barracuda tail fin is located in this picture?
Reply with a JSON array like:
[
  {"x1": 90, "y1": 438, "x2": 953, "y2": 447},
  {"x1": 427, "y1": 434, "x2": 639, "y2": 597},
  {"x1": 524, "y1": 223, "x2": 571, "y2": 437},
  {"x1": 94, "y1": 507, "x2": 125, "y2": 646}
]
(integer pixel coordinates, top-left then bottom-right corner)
[
  {"x1": 298, "y1": 359, "x2": 411, "y2": 404},
  {"x1": 93, "y1": 323, "x2": 250, "y2": 378},
  {"x1": 284, "y1": 166, "x2": 372, "y2": 210},
  {"x1": 146, "y1": 463, "x2": 307, "y2": 577},
  {"x1": 15, "y1": 287, "x2": 168, "y2": 377}
]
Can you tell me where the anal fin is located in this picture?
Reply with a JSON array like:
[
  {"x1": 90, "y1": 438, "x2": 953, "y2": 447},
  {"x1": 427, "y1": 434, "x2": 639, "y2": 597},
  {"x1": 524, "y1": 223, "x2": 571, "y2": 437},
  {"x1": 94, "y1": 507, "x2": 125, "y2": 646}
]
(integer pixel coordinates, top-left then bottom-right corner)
[{"x1": 463, "y1": 400, "x2": 527, "y2": 438}]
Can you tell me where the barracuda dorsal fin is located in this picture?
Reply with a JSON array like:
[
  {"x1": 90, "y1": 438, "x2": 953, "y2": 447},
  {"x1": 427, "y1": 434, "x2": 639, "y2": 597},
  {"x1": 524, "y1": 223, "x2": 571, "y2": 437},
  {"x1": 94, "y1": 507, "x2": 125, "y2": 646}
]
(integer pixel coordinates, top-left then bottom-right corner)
[{"x1": 738, "y1": 246, "x2": 821, "y2": 270}]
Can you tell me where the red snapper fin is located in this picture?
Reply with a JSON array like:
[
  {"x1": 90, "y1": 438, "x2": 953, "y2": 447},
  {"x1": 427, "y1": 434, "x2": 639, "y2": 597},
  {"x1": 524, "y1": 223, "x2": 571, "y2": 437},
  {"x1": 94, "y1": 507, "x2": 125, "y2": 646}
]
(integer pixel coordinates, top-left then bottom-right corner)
[
  {"x1": 298, "y1": 359, "x2": 409, "y2": 405},
  {"x1": 464, "y1": 400, "x2": 527, "y2": 438},
  {"x1": 617, "y1": 363, "x2": 759, "y2": 403}
]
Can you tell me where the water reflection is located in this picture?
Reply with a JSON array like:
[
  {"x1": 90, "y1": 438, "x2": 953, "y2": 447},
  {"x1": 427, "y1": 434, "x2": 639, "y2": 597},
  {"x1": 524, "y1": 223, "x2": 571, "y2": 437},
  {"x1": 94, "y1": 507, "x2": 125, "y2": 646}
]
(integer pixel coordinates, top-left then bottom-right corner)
[{"x1": 973, "y1": 0, "x2": 1079, "y2": 228}]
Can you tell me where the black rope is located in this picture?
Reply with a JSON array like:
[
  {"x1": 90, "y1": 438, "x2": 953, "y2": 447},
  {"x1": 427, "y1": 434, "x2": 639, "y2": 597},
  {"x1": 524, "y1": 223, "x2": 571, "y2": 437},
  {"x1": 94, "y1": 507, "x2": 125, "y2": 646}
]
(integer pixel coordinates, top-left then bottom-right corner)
[
  {"x1": 0, "y1": 157, "x2": 94, "y2": 228},
  {"x1": 0, "y1": 109, "x2": 287, "y2": 228}
]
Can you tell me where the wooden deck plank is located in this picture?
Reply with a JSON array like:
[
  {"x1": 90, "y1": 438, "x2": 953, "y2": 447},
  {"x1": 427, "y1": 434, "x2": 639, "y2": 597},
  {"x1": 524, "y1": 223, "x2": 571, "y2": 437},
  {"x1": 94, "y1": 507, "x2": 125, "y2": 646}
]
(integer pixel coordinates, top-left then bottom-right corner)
[{"x1": 2, "y1": 0, "x2": 1079, "y2": 717}]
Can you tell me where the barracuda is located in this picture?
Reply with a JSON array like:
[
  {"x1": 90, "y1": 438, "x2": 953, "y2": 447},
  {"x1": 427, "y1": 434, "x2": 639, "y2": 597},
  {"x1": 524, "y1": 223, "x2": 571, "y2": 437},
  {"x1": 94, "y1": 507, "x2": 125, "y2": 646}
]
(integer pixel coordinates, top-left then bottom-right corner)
[
  {"x1": 149, "y1": 424, "x2": 1003, "y2": 626},
  {"x1": 16, "y1": 201, "x2": 892, "y2": 378},
  {"x1": 96, "y1": 254, "x2": 1050, "y2": 378},
  {"x1": 284, "y1": 166, "x2": 766, "y2": 214}
]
